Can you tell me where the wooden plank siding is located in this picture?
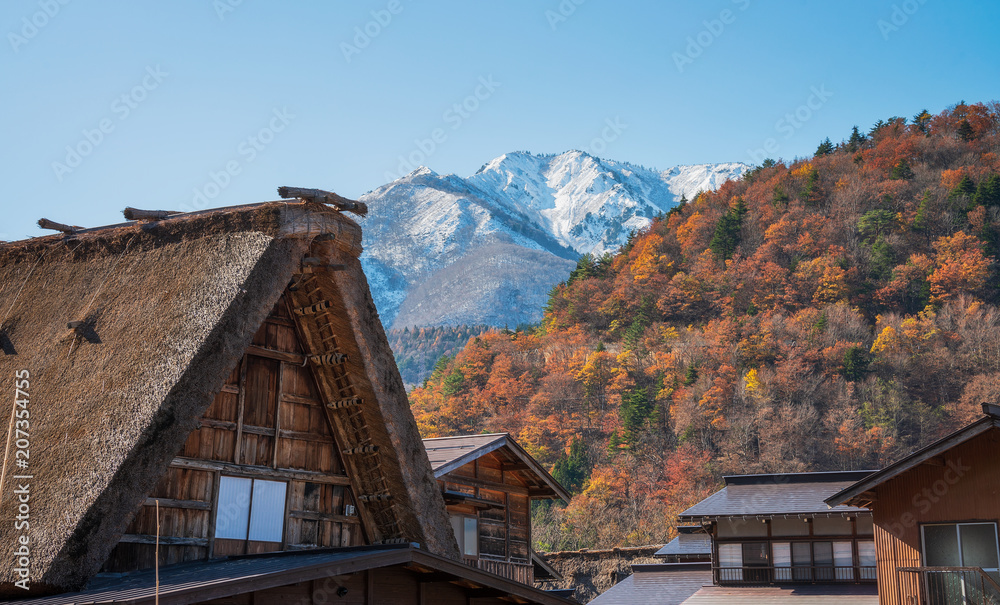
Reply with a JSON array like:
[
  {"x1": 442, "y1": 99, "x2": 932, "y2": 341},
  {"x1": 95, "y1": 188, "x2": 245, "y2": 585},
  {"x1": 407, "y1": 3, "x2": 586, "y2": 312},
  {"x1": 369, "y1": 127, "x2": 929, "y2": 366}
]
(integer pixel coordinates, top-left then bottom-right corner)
[
  {"x1": 101, "y1": 295, "x2": 364, "y2": 573},
  {"x1": 440, "y1": 452, "x2": 535, "y2": 584},
  {"x1": 868, "y1": 427, "x2": 1000, "y2": 605}
]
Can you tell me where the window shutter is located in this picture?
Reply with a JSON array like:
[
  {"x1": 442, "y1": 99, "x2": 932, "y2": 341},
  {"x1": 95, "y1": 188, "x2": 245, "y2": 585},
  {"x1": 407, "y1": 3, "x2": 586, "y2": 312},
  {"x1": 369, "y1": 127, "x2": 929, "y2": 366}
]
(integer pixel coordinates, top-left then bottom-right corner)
[{"x1": 215, "y1": 477, "x2": 252, "y2": 540}]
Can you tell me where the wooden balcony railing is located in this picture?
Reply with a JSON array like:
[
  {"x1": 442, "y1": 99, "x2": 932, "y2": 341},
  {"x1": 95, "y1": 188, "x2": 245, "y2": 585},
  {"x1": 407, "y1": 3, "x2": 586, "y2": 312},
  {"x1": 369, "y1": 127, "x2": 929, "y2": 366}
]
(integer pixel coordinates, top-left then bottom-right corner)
[
  {"x1": 464, "y1": 557, "x2": 534, "y2": 585},
  {"x1": 897, "y1": 567, "x2": 1000, "y2": 605},
  {"x1": 715, "y1": 565, "x2": 877, "y2": 585}
]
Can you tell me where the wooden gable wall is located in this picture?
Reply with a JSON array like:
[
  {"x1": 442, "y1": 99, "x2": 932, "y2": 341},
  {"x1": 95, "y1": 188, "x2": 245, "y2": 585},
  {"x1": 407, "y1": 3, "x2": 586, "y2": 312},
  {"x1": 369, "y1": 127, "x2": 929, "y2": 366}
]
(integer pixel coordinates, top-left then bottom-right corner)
[
  {"x1": 440, "y1": 450, "x2": 533, "y2": 583},
  {"x1": 101, "y1": 294, "x2": 366, "y2": 572}
]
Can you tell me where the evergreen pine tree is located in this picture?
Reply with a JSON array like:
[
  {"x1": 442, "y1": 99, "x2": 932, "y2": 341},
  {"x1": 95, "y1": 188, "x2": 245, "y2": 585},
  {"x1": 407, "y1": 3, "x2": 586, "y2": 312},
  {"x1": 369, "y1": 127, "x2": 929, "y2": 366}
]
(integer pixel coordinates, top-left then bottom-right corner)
[
  {"x1": 912, "y1": 109, "x2": 932, "y2": 134},
  {"x1": 551, "y1": 437, "x2": 591, "y2": 493},
  {"x1": 815, "y1": 137, "x2": 834, "y2": 156},
  {"x1": 949, "y1": 175, "x2": 977, "y2": 209},
  {"x1": 847, "y1": 126, "x2": 866, "y2": 151},
  {"x1": 958, "y1": 119, "x2": 976, "y2": 142},
  {"x1": 973, "y1": 174, "x2": 1000, "y2": 208},
  {"x1": 913, "y1": 190, "x2": 932, "y2": 232},
  {"x1": 889, "y1": 158, "x2": 915, "y2": 180},
  {"x1": 709, "y1": 198, "x2": 748, "y2": 260}
]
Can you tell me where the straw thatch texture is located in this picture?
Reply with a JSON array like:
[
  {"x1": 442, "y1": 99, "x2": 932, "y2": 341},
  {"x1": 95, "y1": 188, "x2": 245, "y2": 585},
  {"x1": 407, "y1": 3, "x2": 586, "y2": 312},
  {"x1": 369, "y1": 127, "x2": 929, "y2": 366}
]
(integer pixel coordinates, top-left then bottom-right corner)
[{"x1": 0, "y1": 202, "x2": 457, "y2": 596}]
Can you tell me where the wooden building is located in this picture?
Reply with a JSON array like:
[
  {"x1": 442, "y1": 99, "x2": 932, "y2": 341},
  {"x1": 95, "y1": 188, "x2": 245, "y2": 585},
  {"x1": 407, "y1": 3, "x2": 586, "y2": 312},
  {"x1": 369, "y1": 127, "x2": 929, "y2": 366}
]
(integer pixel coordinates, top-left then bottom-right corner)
[
  {"x1": 827, "y1": 403, "x2": 1000, "y2": 605},
  {"x1": 677, "y1": 470, "x2": 878, "y2": 588},
  {"x1": 423, "y1": 434, "x2": 570, "y2": 585},
  {"x1": 0, "y1": 196, "x2": 572, "y2": 605}
]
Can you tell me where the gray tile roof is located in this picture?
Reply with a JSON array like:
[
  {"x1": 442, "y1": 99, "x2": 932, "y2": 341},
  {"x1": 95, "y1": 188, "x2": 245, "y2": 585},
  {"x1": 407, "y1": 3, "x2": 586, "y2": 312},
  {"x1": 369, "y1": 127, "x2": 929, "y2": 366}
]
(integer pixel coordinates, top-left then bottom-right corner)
[
  {"x1": 681, "y1": 583, "x2": 878, "y2": 604},
  {"x1": 589, "y1": 563, "x2": 712, "y2": 605},
  {"x1": 654, "y1": 533, "x2": 712, "y2": 557},
  {"x1": 423, "y1": 433, "x2": 509, "y2": 474},
  {"x1": 678, "y1": 471, "x2": 876, "y2": 519}
]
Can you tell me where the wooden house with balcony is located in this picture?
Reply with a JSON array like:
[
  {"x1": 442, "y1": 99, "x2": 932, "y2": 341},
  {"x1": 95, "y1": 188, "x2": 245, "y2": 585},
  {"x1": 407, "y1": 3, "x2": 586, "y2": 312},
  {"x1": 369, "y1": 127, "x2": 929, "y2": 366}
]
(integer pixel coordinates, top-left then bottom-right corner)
[
  {"x1": 665, "y1": 470, "x2": 880, "y2": 603},
  {"x1": 423, "y1": 433, "x2": 571, "y2": 585},
  {"x1": 0, "y1": 194, "x2": 573, "y2": 605},
  {"x1": 826, "y1": 403, "x2": 1000, "y2": 605}
]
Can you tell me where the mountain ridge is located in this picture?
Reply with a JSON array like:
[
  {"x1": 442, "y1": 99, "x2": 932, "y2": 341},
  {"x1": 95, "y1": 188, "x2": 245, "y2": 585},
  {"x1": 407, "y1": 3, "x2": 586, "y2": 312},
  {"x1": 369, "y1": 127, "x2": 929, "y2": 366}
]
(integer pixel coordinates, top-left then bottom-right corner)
[{"x1": 359, "y1": 150, "x2": 748, "y2": 329}]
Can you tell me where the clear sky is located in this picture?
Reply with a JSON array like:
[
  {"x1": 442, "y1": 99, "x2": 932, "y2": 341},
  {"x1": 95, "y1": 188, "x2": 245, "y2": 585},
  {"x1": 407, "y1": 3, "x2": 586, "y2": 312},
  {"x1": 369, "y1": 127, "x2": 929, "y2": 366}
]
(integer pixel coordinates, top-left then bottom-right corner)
[{"x1": 2, "y1": 0, "x2": 999, "y2": 240}]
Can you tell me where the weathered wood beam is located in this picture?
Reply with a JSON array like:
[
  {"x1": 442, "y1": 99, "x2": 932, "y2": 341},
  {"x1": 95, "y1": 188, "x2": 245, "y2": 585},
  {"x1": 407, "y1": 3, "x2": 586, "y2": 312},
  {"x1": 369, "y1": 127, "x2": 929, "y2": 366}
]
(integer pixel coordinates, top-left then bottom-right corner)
[
  {"x1": 170, "y1": 457, "x2": 352, "y2": 485},
  {"x1": 277, "y1": 186, "x2": 368, "y2": 217},
  {"x1": 288, "y1": 510, "x2": 361, "y2": 523},
  {"x1": 37, "y1": 218, "x2": 81, "y2": 234},
  {"x1": 123, "y1": 207, "x2": 180, "y2": 221},
  {"x1": 247, "y1": 345, "x2": 305, "y2": 364},
  {"x1": 142, "y1": 497, "x2": 211, "y2": 510},
  {"x1": 500, "y1": 462, "x2": 530, "y2": 472},
  {"x1": 444, "y1": 477, "x2": 531, "y2": 496}
]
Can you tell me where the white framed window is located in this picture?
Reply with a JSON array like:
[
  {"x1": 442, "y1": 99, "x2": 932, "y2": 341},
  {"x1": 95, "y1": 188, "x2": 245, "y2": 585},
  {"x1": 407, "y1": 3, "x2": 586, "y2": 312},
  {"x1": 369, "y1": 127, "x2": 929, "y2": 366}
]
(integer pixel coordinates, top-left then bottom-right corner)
[
  {"x1": 773, "y1": 542, "x2": 792, "y2": 581},
  {"x1": 215, "y1": 476, "x2": 287, "y2": 543},
  {"x1": 718, "y1": 543, "x2": 743, "y2": 581},
  {"x1": 451, "y1": 514, "x2": 478, "y2": 557},
  {"x1": 858, "y1": 540, "x2": 877, "y2": 580},
  {"x1": 833, "y1": 541, "x2": 854, "y2": 580}
]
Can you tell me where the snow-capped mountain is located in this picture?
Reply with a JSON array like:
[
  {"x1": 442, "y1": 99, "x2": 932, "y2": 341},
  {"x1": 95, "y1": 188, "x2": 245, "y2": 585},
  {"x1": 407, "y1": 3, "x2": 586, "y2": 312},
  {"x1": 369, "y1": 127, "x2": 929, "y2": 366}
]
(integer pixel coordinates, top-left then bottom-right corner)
[{"x1": 359, "y1": 151, "x2": 748, "y2": 329}]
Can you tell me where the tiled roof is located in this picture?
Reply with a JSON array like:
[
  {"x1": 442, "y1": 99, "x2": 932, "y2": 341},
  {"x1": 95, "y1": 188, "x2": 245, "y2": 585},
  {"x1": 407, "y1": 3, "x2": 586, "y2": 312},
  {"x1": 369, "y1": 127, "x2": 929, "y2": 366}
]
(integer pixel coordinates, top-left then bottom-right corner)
[
  {"x1": 654, "y1": 533, "x2": 712, "y2": 557},
  {"x1": 423, "y1": 434, "x2": 509, "y2": 474},
  {"x1": 679, "y1": 471, "x2": 875, "y2": 519},
  {"x1": 589, "y1": 563, "x2": 712, "y2": 605},
  {"x1": 681, "y1": 583, "x2": 878, "y2": 604}
]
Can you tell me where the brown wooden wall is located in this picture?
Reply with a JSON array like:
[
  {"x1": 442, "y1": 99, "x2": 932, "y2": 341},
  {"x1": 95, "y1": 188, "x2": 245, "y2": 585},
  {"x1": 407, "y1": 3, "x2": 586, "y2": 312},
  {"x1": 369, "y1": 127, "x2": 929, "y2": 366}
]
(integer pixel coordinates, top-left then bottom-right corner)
[
  {"x1": 440, "y1": 450, "x2": 533, "y2": 583},
  {"x1": 102, "y1": 296, "x2": 365, "y2": 572},
  {"x1": 870, "y1": 427, "x2": 1000, "y2": 605}
]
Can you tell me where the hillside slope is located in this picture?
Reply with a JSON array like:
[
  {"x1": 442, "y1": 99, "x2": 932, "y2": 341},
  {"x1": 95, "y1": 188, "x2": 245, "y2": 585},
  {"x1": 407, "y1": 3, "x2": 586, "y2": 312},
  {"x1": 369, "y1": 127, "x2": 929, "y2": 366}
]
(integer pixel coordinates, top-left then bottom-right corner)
[{"x1": 409, "y1": 102, "x2": 1000, "y2": 549}]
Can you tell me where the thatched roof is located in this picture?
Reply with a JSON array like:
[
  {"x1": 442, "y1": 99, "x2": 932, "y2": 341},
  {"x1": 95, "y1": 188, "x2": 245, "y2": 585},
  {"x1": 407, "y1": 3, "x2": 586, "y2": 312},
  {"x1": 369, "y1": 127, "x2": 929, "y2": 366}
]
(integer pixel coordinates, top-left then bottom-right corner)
[{"x1": 0, "y1": 201, "x2": 459, "y2": 596}]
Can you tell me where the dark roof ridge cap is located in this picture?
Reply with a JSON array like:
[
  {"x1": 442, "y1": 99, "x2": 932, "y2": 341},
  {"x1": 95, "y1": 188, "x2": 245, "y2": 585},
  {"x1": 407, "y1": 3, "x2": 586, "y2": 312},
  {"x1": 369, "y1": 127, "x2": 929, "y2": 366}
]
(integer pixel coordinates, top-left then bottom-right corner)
[
  {"x1": 630, "y1": 562, "x2": 713, "y2": 572},
  {"x1": 423, "y1": 432, "x2": 510, "y2": 441},
  {"x1": 724, "y1": 470, "x2": 878, "y2": 485}
]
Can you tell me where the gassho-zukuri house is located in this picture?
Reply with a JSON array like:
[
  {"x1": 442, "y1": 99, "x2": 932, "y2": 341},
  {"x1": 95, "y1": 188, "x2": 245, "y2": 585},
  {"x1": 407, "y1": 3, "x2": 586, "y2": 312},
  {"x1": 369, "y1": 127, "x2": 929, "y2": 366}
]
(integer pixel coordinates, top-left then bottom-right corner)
[{"x1": 0, "y1": 190, "x2": 574, "y2": 605}]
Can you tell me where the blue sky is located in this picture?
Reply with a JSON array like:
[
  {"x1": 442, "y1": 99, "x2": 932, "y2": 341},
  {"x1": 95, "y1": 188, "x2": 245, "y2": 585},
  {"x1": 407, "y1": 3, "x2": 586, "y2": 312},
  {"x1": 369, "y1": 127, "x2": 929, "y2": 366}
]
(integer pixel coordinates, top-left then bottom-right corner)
[{"x1": 2, "y1": 0, "x2": 999, "y2": 240}]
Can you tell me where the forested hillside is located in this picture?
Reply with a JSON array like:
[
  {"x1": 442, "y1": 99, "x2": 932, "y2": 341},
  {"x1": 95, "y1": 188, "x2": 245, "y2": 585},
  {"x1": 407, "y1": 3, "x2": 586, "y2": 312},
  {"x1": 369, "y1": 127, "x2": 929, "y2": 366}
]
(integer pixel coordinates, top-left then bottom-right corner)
[
  {"x1": 388, "y1": 325, "x2": 491, "y2": 387},
  {"x1": 409, "y1": 102, "x2": 1000, "y2": 551}
]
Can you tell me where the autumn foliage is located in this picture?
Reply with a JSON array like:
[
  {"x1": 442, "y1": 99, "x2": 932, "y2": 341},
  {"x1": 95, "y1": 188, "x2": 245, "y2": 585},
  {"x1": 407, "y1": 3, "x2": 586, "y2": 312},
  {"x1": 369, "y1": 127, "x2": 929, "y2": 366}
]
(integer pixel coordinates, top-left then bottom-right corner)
[{"x1": 409, "y1": 102, "x2": 1000, "y2": 550}]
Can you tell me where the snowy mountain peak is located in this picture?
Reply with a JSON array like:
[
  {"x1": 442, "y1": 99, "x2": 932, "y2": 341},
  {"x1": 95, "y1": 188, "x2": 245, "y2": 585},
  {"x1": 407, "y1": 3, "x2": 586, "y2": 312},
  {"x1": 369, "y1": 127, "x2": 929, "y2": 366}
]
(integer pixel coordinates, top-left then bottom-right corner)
[{"x1": 359, "y1": 151, "x2": 749, "y2": 329}]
